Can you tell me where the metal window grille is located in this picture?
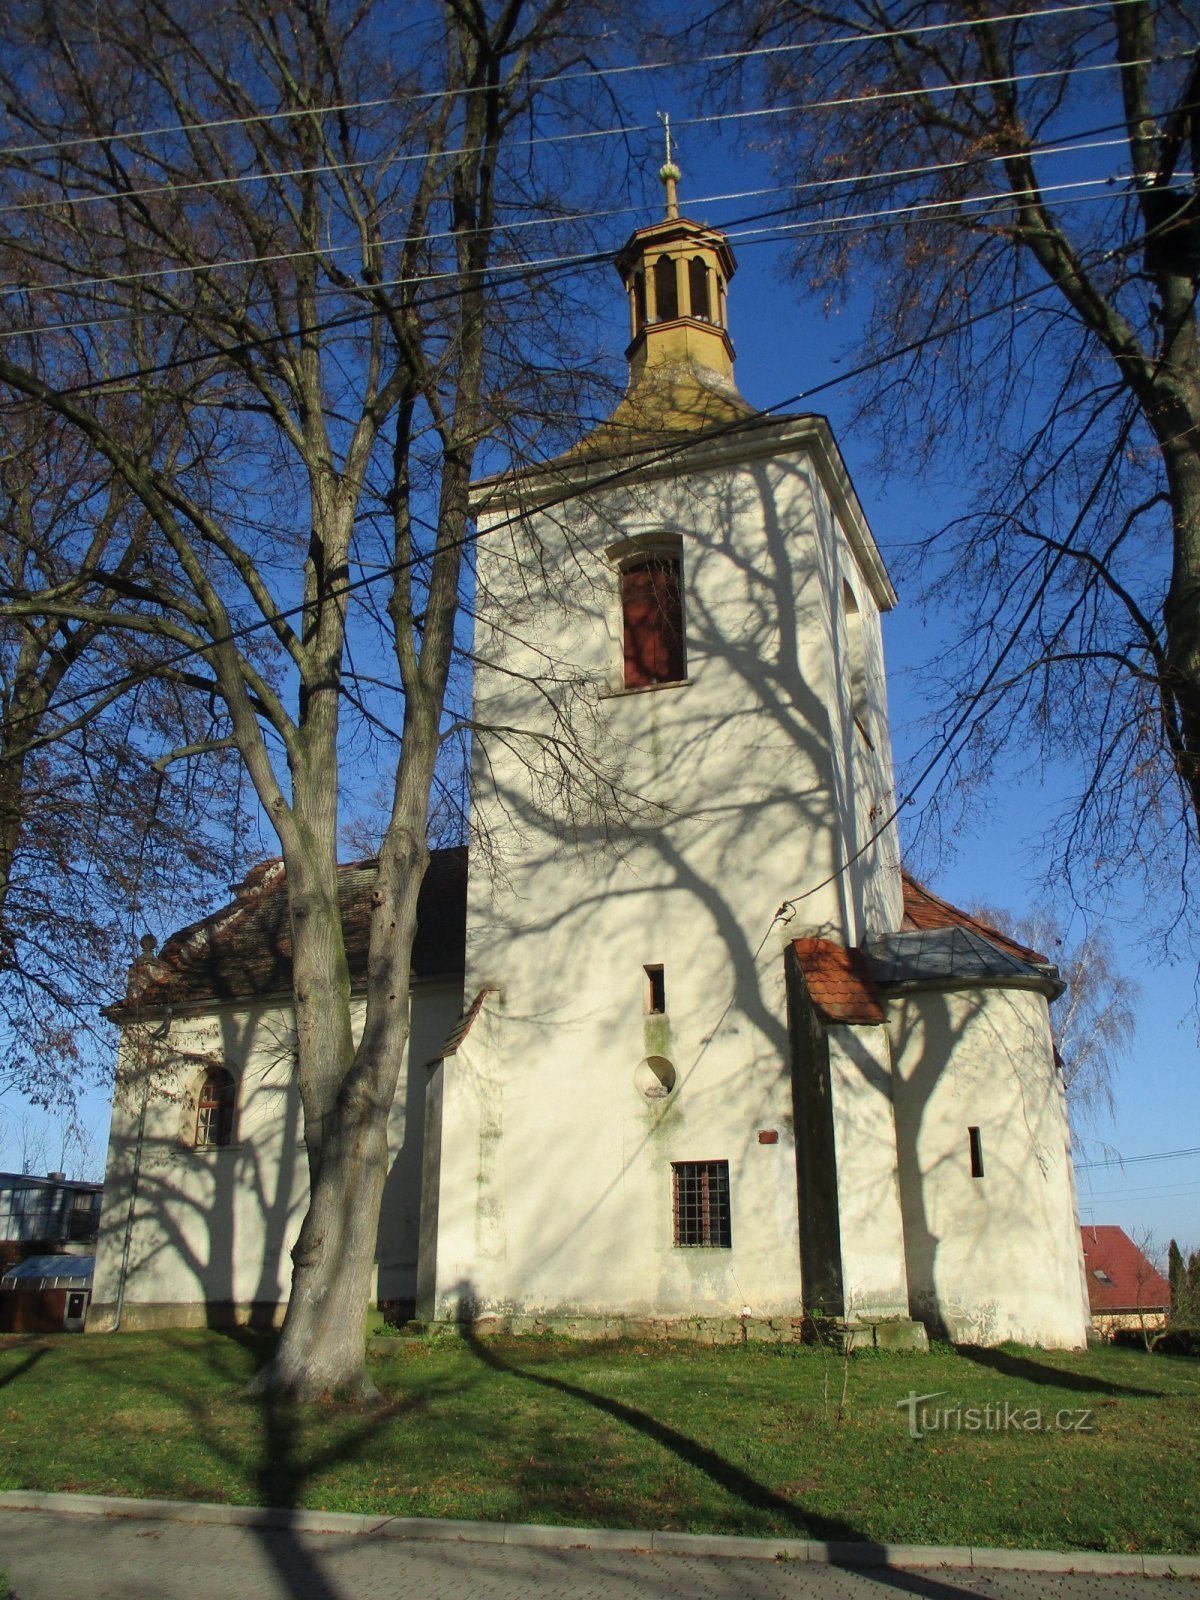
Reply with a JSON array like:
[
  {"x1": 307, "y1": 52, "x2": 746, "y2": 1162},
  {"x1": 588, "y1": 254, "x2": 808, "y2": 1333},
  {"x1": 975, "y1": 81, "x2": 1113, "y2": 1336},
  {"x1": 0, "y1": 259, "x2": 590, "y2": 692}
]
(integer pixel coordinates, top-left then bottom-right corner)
[
  {"x1": 672, "y1": 1160, "x2": 731, "y2": 1248},
  {"x1": 196, "y1": 1071, "x2": 236, "y2": 1148}
]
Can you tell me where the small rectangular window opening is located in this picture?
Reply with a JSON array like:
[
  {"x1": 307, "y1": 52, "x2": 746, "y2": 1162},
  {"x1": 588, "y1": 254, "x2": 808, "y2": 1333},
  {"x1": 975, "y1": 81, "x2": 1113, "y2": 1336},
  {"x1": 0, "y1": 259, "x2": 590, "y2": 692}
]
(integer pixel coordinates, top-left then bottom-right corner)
[
  {"x1": 621, "y1": 556, "x2": 685, "y2": 688},
  {"x1": 672, "y1": 1160, "x2": 732, "y2": 1248},
  {"x1": 645, "y1": 964, "x2": 666, "y2": 1014},
  {"x1": 968, "y1": 1126, "x2": 985, "y2": 1179}
]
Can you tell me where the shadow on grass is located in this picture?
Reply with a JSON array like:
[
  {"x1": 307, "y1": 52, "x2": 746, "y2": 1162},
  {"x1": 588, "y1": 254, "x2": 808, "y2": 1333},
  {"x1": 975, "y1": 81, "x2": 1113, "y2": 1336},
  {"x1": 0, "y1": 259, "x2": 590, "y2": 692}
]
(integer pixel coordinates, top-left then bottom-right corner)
[
  {"x1": 125, "y1": 1328, "x2": 443, "y2": 1600},
  {"x1": 0, "y1": 1346, "x2": 47, "y2": 1392},
  {"x1": 453, "y1": 1310, "x2": 1004, "y2": 1597},
  {"x1": 953, "y1": 1345, "x2": 1163, "y2": 1398}
]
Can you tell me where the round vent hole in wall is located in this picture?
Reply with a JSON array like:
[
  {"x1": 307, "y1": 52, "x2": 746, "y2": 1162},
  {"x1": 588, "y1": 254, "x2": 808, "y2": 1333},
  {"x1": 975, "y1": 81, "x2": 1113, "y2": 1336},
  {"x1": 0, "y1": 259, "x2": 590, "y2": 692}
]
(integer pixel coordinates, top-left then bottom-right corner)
[{"x1": 635, "y1": 1055, "x2": 676, "y2": 1101}]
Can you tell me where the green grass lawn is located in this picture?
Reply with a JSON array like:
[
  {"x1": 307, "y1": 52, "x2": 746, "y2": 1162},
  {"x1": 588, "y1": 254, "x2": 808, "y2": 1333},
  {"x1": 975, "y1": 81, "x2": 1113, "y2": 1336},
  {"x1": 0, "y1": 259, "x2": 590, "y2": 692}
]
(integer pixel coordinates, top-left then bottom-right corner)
[{"x1": 0, "y1": 1331, "x2": 1196, "y2": 1552}]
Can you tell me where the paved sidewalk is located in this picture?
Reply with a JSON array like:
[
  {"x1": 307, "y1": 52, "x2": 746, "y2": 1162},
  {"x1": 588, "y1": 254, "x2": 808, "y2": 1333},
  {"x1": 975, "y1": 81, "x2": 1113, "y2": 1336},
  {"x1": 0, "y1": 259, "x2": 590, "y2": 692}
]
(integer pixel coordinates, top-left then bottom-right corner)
[{"x1": 1, "y1": 1500, "x2": 1198, "y2": 1600}]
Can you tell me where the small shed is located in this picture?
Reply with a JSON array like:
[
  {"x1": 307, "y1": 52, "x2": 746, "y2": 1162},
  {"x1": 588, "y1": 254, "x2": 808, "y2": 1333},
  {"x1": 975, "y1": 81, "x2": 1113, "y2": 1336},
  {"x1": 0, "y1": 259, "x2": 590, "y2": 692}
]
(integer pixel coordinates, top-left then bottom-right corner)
[{"x1": 0, "y1": 1253, "x2": 94, "y2": 1332}]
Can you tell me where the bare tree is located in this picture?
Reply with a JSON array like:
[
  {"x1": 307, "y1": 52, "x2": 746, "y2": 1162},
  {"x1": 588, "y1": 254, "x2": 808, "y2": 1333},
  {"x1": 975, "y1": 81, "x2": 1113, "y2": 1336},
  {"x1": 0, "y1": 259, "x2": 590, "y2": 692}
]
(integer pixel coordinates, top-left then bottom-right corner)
[
  {"x1": 0, "y1": 0, "x2": 617, "y2": 1397},
  {"x1": 968, "y1": 900, "x2": 1137, "y2": 1128},
  {"x1": 0, "y1": 365, "x2": 242, "y2": 1111},
  {"x1": 705, "y1": 1, "x2": 1200, "y2": 924}
]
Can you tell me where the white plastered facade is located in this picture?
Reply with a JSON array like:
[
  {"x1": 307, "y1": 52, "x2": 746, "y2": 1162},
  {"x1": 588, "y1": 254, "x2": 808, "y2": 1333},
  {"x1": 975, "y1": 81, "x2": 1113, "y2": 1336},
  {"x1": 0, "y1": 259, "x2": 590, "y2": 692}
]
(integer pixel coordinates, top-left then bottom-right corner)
[
  {"x1": 90, "y1": 982, "x2": 462, "y2": 1329},
  {"x1": 90, "y1": 221, "x2": 1090, "y2": 1348}
]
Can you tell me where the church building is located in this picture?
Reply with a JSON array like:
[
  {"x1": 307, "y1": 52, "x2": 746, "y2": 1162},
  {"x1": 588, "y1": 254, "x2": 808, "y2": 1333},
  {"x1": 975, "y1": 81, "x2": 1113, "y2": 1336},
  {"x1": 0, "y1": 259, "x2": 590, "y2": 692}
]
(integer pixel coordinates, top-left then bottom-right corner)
[{"x1": 89, "y1": 167, "x2": 1091, "y2": 1350}]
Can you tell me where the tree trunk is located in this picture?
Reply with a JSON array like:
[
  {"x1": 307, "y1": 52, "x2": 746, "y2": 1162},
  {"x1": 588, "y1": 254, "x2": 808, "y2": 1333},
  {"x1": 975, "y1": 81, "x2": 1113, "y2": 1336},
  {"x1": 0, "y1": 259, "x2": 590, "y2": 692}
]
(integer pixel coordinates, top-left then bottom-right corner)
[
  {"x1": 248, "y1": 1088, "x2": 393, "y2": 1402},
  {"x1": 1160, "y1": 421, "x2": 1200, "y2": 828}
]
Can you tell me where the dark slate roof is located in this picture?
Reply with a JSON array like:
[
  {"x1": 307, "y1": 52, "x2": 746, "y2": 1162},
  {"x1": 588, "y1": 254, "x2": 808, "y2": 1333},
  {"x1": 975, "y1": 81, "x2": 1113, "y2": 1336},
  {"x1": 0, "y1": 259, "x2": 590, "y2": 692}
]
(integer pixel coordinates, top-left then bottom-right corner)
[
  {"x1": 863, "y1": 926, "x2": 1062, "y2": 998},
  {"x1": 114, "y1": 847, "x2": 467, "y2": 1013},
  {"x1": 1081, "y1": 1226, "x2": 1172, "y2": 1314},
  {"x1": 790, "y1": 939, "x2": 885, "y2": 1025},
  {"x1": 884, "y1": 872, "x2": 1064, "y2": 998}
]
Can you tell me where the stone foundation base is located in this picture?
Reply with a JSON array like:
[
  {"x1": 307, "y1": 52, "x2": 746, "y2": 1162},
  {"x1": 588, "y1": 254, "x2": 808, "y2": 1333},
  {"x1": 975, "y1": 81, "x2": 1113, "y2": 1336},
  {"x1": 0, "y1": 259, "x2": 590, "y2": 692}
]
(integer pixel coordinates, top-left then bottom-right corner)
[
  {"x1": 369, "y1": 1313, "x2": 930, "y2": 1351},
  {"x1": 86, "y1": 1300, "x2": 286, "y2": 1333}
]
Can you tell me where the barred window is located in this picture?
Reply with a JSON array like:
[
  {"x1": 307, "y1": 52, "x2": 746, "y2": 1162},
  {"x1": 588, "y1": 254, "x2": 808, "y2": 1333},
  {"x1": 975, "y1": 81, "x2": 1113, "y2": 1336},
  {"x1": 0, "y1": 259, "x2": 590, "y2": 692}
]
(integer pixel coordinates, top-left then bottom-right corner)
[
  {"x1": 195, "y1": 1068, "x2": 236, "y2": 1148},
  {"x1": 672, "y1": 1160, "x2": 731, "y2": 1248}
]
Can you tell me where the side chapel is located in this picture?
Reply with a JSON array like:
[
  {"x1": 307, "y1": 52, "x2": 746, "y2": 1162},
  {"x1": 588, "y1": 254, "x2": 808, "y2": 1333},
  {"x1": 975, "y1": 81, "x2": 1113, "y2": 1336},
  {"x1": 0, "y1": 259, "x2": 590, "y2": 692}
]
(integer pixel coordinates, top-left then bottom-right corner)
[{"x1": 90, "y1": 165, "x2": 1091, "y2": 1349}]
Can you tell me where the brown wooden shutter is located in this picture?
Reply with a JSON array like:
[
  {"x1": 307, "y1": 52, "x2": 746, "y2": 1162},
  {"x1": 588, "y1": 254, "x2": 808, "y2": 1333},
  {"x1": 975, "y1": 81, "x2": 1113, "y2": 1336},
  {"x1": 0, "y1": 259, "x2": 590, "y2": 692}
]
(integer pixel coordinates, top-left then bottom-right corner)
[{"x1": 622, "y1": 559, "x2": 683, "y2": 688}]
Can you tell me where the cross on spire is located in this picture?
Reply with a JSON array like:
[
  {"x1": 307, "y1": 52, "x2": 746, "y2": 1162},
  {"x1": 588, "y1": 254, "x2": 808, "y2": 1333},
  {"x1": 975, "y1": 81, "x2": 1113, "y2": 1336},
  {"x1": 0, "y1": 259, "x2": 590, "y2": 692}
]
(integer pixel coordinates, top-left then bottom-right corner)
[{"x1": 656, "y1": 110, "x2": 681, "y2": 219}]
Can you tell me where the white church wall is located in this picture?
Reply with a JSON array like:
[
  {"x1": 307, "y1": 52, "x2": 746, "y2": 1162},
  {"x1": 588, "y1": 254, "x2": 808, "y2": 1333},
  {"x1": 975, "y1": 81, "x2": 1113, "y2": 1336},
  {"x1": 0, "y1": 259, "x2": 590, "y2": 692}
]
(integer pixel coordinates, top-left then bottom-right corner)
[
  {"x1": 887, "y1": 985, "x2": 1089, "y2": 1349},
  {"x1": 825, "y1": 1022, "x2": 910, "y2": 1319},
  {"x1": 90, "y1": 979, "x2": 461, "y2": 1330},
  {"x1": 807, "y1": 471, "x2": 903, "y2": 946},
  {"x1": 438, "y1": 434, "x2": 892, "y2": 1321},
  {"x1": 419, "y1": 960, "x2": 804, "y2": 1321}
]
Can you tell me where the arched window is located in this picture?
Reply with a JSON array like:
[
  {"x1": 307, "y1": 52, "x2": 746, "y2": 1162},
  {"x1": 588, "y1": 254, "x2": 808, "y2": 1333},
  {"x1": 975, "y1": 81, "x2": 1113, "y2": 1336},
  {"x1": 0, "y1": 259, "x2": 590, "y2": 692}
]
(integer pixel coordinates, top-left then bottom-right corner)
[
  {"x1": 843, "y1": 581, "x2": 871, "y2": 744},
  {"x1": 688, "y1": 256, "x2": 710, "y2": 321},
  {"x1": 654, "y1": 255, "x2": 678, "y2": 321},
  {"x1": 622, "y1": 555, "x2": 685, "y2": 688},
  {"x1": 195, "y1": 1068, "x2": 236, "y2": 1148},
  {"x1": 632, "y1": 270, "x2": 646, "y2": 332}
]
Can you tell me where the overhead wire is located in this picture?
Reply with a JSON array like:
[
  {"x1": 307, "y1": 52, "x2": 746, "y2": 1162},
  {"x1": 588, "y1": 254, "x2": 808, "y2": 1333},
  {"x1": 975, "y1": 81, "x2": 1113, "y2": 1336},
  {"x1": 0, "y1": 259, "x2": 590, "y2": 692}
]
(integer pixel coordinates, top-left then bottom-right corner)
[
  {"x1": 0, "y1": 0, "x2": 1151, "y2": 164},
  {"x1": 0, "y1": 121, "x2": 1149, "y2": 306},
  {"x1": 1076, "y1": 1145, "x2": 1200, "y2": 1171},
  {"x1": 0, "y1": 218, "x2": 1161, "y2": 769},
  {"x1": 0, "y1": 173, "x2": 1145, "y2": 357},
  {"x1": 0, "y1": 50, "x2": 1176, "y2": 224}
]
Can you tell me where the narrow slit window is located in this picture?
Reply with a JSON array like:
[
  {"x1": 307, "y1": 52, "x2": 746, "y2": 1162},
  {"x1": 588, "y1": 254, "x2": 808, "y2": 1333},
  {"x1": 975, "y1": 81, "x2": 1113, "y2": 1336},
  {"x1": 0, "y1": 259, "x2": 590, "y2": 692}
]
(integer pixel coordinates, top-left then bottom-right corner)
[
  {"x1": 968, "y1": 1126, "x2": 984, "y2": 1178},
  {"x1": 621, "y1": 556, "x2": 685, "y2": 688},
  {"x1": 654, "y1": 254, "x2": 678, "y2": 321},
  {"x1": 673, "y1": 1160, "x2": 731, "y2": 1248},
  {"x1": 645, "y1": 964, "x2": 666, "y2": 1014},
  {"x1": 633, "y1": 270, "x2": 646, "y2": 332}
]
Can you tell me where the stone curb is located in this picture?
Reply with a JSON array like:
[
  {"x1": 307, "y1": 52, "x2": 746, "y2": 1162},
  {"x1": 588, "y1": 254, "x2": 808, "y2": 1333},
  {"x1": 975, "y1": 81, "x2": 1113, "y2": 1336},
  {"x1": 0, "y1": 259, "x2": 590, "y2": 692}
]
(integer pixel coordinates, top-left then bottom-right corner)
[{"x1": 1, "y1": 1491, "x2": 1197, "y2": 1576}]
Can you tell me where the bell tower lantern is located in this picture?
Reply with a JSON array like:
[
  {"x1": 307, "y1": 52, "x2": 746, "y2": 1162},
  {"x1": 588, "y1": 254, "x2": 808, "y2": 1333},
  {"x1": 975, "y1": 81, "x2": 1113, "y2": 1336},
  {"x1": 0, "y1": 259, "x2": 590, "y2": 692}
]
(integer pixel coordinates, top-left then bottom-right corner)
[{"x1": 614, "y1": 144, "x2": 738, "y2": 387}]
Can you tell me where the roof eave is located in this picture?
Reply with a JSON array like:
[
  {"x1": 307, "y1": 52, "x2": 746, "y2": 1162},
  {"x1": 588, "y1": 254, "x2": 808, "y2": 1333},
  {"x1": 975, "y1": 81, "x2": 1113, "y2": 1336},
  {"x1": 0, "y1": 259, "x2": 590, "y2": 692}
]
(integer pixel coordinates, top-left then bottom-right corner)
[
  {"x1": 876, "y1": 970, "x2": 1064, "y2": 1002},
  {"x1": 471, "y1": 412, "x2": 897, "y2": 612}
]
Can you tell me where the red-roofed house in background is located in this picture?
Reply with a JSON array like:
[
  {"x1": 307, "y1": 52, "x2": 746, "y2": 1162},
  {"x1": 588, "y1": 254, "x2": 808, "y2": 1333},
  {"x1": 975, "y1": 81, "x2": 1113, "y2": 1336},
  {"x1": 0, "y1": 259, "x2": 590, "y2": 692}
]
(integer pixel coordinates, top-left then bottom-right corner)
[
  {"x1": 1081, "y1": 1226, "x2": 1172, "y2": 1339},
  {"x1": 90, "y1": 173, "x2": 1091, "y2": 1350}
]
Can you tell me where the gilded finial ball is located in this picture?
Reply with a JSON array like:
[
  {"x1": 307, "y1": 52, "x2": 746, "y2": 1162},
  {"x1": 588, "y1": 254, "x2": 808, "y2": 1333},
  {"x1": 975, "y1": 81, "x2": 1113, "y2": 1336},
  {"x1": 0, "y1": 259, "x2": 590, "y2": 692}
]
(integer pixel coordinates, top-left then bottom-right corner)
[{"x1": 659, "y1": 160, "x2": 681, "y2": 183}]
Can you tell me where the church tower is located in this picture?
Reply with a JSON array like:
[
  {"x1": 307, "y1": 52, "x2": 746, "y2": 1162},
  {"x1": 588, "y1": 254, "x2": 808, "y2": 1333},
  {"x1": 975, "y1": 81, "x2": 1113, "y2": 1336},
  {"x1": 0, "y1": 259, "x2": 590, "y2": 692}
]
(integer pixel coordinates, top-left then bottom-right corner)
[
  {"x1": 416, "y1": 162, "x2": 911, "y2": 1329},
  {"x1": 416, "y1": 162, "x2": 1086, "y2": 1350}
]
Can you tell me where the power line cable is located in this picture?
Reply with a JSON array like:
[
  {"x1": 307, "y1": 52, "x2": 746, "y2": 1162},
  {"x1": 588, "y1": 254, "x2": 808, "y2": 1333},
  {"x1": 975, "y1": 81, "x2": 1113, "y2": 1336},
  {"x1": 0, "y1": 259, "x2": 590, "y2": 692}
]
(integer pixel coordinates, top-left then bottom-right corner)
[
  {"x1": 1077, "y1": 1145, "x2": 1200, "y2": 1171},
  {"x1": 1, "y1": 222, "x2": 1156, "y2": 766},
  {"x1": 0, "y1": 0, "x2": 1150, "y2": 163},
  {"x1": 0, "y1": 174, "x2": 1140, "y2": 358},
  {"x1": 0, "y1": 50, "x2": 1173, "y2": 223},
  {"x1": 0, "y1": 124, "x2": 1144, "y2": 304}
]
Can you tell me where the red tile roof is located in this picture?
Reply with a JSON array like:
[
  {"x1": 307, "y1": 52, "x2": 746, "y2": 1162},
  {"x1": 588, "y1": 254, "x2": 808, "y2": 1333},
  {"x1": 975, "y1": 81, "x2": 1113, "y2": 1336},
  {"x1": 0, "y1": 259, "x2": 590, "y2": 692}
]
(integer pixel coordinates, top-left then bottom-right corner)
[
  {"x1": 790, "y1": 938, "x2": 886, "y2": 1025},
  {"x1": 1080, "y1": 1225, "x2": 1172, "y2": 1313},
  {"x1": 111, "y1": 847, "x2": 467, "y2": 1014},
  {"x1": 426, "y1": 985, "x2": 497, "y2": 1066},
  {"x1": 900, "y1": 872, "x2": 1051, "y2": 965}
]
